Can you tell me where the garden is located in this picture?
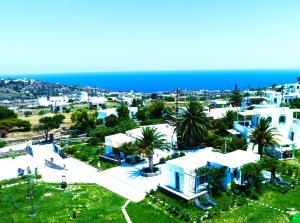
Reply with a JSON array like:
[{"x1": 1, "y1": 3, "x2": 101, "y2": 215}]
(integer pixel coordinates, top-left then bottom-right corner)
[{"x1": 60, "y1": 142, "x2": 118, "y2": 170}]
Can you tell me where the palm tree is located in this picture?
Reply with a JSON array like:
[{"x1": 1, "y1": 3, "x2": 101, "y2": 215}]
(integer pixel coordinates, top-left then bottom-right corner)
[
  {"x1": 174, "y1": 100, "x2": 211, "y2": 148},
  {"x1": 222, "y1": 110, "x2": 238, "y2": 129},
  {"x1": 250, "y1": 117, "x2": 279, "y2": 157},
  {"x1": 135, "y1": 127, "x2": 167, "y2": 173}
]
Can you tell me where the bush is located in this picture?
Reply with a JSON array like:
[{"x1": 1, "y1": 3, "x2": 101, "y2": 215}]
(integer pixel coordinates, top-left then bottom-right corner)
[
  {"x1": 63, "y1": 146, "x2": 77, "y2": 155},
  {"x1": 219, "y1": 195, "x2": 234, "y2": 211},
  {"x1": 38, "y1": 110, "x2": 47, "y2": 116},
  {"x1": 179, "y1": 152, "x2": 185, "y2": 157},
  {"x1": 0, "y1": 106, "x2": 17, "y2": 119},
  {"x1": 247, "y1": 188, "x2": 259, "y2": 200},
  {"x1": 24, "y1": 111, "x2": 33, "y2": 117},
  {"x1": 159, "y1": 157, "x2": 166, "y2": 164},
  {"x1": 0, "y1": 140, "x2": 6, "y2": 148},
  {"x1": 0, "y1": 118, "x2": 31, "y2": 131},
  {"x1": 235, "y1": 195, "x2": 247, "y2": 206},
  {"x1": 77, "y1": 153, "x2": 89, "y2": 162}
]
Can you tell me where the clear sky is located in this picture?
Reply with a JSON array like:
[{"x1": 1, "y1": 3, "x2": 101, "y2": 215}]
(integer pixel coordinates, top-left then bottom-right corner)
[{"x1": 0, "y1": 0, "x2": 300, "y2": 74}]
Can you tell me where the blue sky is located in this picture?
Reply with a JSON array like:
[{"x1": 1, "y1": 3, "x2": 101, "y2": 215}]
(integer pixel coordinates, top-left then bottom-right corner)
[{"x1": 0, "y1": 0, "x2": 300, "y2": 74}]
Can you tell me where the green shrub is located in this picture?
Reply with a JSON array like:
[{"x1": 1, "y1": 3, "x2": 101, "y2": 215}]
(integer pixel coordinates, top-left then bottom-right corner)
[
  {"x1": 0, "y1": 140, "x2": 6, "y2": 148},
  {"x1": 179, "y1": 152, "x2": 185, "y2": 157},
  {"x1": 247, "y1": 188, "x2": 259, "y2": 200},
  {"x1": 77, "y1": 153, "x2": 89, "y2": 162},
  {"x1": 235, "y1": 195, "x2": 247, "y2": 206},
  {"x1": 24, "y1": 111, "x2": 33, "y2": 117},
  {"x1": 159, "y1": 157, "x2": 166, "y2": 164}
]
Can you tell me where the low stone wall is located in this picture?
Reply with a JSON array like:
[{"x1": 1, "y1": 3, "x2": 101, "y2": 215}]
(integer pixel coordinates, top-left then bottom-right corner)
[{"x1": 140, "y1": 168, "x2": 161, "y2": 177}]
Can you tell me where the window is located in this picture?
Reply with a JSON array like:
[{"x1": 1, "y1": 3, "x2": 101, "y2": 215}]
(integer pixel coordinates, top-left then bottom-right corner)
[
  {"x1": 291, "y1": 132, "x2": 294, "y2": 141},
  {"x1": 279, "y1": 115, "x2": 286, "y2": 124},
  {"x1": 267, "y1": 117, "x2": 272, "y2": 123}
]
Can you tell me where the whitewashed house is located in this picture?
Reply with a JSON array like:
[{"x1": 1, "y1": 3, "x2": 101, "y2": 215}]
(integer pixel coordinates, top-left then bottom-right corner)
[
  {"x1": 97, "y1": 107, "x2": 138, "y2": 120},
  {"x1": 209, "y1": 100, "x2": 229, "y2": 108},
  {"x1": 104, "y1": 133, "x2": 135, "y2": 159},
  {"x1": 37, "y1": 96, "x2": 49, "y2": 107},
  {"x1": 103, "y1": 124, "x2": 177, "y2": 162},
  {"x1": 88, "y1": 97, "x2": 106, "y2": 109},
  {"x1": 79, "y1": 91, "x2": 89, "y2": 103},
  {"x1": 98, "y1": 108, "x2": 118, "y2": 119},
  {"x1": 232, "y1": 106, "x2": 300, "y2": 159},
  {"x1": 161, "y1": 148, "x2": 260, "y2": 200}
]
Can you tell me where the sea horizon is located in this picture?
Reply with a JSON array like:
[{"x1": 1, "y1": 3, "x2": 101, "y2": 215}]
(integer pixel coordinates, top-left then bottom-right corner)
[{"x1": 1, "y1": 69, "x2": 300, "y2": 92}]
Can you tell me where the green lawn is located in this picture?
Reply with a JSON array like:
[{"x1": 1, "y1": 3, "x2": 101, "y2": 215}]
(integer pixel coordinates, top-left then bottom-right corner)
[
  {"x1": 0, "y1": 183, "x2": 126, "y2": 223},
  {"x1": 206, "y1": 202, "x2": 289, "y2": 223},
  {"x1": 144, "y1": 184, "x2": 300, "y2": 223},
  {"x1": 127, "y1": 201, "x2": 182, "y2": 223}
]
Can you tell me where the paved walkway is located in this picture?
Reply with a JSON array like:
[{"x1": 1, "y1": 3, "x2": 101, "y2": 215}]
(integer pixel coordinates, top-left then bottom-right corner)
[{"x1": 0, "y1": 143, "x2": 166, "y2": 202}]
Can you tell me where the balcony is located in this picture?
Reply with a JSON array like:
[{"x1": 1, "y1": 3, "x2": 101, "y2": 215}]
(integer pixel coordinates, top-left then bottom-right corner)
[{"x1": 233, "y1": 121, "x2": 253, "y2": 137}]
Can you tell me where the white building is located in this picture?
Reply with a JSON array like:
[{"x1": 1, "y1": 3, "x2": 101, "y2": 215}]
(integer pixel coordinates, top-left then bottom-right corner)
[
  {"x1": 104, "y1": 124, "x2": 177, "y2": 160},
  {"x1": 79, "y1": 91, "x2": 89, "y2": 103},
  {"x1": 161, "y1": 148, "x2": 259, "y2": 200},
  {"x1": 37, "y1": 96, "x2": 49, "y2": 107},
  {"x1": 98, "y1": 108, "x2": 118, "y2": 119},
  {"x1": 88, "y1": 97, "x2": 106, "y2": 109},
  {"x1": 37, "y1": 95, "x2": 70, "y2": 112},
  {"x1": 104, "y1": 133, "x2": 136, "y2": 159},
  {"x1": 232, "y1": 106, "x2": 300, "y2": 159},
  {"x1": 209, "y1": 100, "x2": 229, "y2": 108},
  {"x1": 97, "y1": 107, "x2": 138, "y2": 120}
]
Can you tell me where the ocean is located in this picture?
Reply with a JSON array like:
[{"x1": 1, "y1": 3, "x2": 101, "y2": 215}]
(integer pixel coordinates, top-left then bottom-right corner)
[{"x1": 1, "y1": 70, "x2": 300, "y2": 92}]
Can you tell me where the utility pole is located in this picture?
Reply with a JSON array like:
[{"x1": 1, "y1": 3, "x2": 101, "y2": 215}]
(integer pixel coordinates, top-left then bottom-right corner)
[{"x1": 176, "y1": 88, "x2": 179, "y2": 115}]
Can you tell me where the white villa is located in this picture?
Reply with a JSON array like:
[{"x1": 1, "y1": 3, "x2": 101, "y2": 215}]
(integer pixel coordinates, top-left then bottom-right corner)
[
  {"x1": 104, "y1": 124, "x2": 177, "y2": 160},
  {"x1": 88, "y1": 96, "x2": 107, "y2": 109},
  {"x1": 37, "y1": 95, "x2": 70, "y2": 112},
  {"x1": 209, "y1": 100, "x2": 229, "y2": 108},
  {"x1": 78, "y1": 91, "x2": 89, "y2": 103},
  {"x1": 161, "y1": 148, "x2": 260, "y2": 200},
  {"x1": 97, "y1": 107, "x2": 138, "y2": 120},
  {"x1": 232, "y1": 105, "x2": 300, "y2": 159}
]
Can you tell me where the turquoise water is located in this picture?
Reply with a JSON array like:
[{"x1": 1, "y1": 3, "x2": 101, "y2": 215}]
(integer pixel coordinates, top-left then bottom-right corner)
[{"x1": 1, "y1": 70, "x2": 300, "y2": 92}]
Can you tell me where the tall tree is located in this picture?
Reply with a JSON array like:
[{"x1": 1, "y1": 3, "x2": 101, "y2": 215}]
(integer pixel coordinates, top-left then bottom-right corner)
[
  {"x1": 221, "y1": 110, "x2": 238, "y2": 129},
  {"x1": 149, "y1": 100, "x2": 165, "y2": 119},
  {"x1": 174, "y1": 100, "x2": 211, "y2": 148},
  {"x1": 0, "y1": 106, "x2": 17, "y2": 119},
  {"x1": 135, "y1": 127, "x2": 167, "y2": 173},
  {"x1": 117, "y1": 105, "x2": 130, "y2": 120},
  {"x1": 105, "y1": 114, "x2": 118, "y2": 127},
  {"x1": 71, "y1": 109, "x2": 97, "y2": 131},
  {"x1": 35, "y1": 114, "x2": 65, "y2": 140},
  {"x1": 250, "y1": 117, "x2": 279, "y2": 157},
  {"x1": 230, "y1": 90, "x2": 243, "y2": 107}
]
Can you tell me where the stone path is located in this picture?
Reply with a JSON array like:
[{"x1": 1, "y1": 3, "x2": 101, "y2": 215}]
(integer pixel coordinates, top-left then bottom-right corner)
[{"x1": 247, "y1": 198, "x2": 299, "y2": 216}]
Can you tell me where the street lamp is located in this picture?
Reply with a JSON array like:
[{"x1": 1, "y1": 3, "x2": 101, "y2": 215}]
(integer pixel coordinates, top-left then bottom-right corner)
[
  {"x1": 61, "y1": 175, "x2": 67, "y2": 189},
  {"x1": 221, "y1": 137, "x2": 232, "y2": 154}
]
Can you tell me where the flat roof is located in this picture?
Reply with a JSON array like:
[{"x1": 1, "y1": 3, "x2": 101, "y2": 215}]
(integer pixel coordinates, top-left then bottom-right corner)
[
  {"x1": 238, "y1": 110, "x2": 258, "y2": 116},
  {"x1": 275, "y1": 135, "x2": 295, "y2": 146},
  {"x1": 104, "y1": 133, "x2": 135, "y2": 148},
  {"x1": 167, "y1": 149, "x2": 260, "y2": 170}
]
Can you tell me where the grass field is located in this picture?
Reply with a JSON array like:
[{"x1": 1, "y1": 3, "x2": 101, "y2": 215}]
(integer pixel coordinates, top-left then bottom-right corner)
[
  {"x1": 1, "y1": 177, "x2": 299, "y2": 223},
  {"x1": 126, "y1": 201, "x2": 181, "y2": 223},
  {"x1": 144, "y1": 184, "x2": 300, "y2": 223},
  {"x1": 0, "y1": 182, "x2": 182, "y2": 223},
  {"x1": 0, "y1": 183, "x2": 127, "y2": 223}
]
